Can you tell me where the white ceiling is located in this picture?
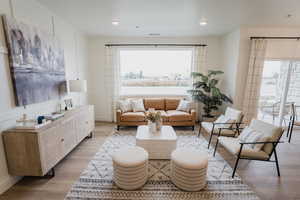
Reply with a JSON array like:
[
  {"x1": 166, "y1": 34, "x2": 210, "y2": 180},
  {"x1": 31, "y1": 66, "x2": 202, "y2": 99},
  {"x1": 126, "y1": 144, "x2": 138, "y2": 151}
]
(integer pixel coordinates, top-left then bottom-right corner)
[{"x1": 37, "y1": 0, "x2": 300, "y2": 37}]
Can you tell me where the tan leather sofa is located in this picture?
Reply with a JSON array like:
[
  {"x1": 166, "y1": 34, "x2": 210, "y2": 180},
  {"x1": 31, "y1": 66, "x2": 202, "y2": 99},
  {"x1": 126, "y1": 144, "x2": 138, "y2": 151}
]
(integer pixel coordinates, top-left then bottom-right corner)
[{"x1": 117, "y1": 98, "x2": 196, "y2": 130}]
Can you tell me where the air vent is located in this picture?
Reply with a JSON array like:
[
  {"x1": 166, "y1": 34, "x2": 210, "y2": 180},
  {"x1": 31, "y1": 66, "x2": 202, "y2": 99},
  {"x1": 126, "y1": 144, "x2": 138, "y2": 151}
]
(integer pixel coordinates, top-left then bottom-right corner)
[{"x1": 149, "y1": 33, "x2": 160, "y2": 36}]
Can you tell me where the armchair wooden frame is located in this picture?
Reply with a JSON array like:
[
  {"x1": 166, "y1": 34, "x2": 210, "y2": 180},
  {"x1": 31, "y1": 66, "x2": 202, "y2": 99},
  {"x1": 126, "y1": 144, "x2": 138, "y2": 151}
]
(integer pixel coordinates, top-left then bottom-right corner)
[{"x1": 213, "y1": 130, "x2": 284, "y2": 178}]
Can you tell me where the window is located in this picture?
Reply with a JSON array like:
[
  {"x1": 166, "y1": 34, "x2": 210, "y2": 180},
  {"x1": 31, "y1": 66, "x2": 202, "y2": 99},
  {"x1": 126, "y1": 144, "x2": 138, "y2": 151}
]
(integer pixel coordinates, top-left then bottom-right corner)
[
  {"x1": 258, "y1": 60, "x2": 300, "y2": 125},
  {"x1": 120, "y1": 48, "x2": 193, "y2": 96}
]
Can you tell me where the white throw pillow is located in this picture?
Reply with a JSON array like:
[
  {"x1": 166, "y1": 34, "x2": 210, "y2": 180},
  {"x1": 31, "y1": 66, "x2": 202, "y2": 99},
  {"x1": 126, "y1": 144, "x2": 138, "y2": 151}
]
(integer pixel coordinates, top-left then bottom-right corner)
[
  {"x1": 176, "y1": 100, "x2": 191, "y2": 112},
  {"x1": 131, "y1": 99, "x2": 146, "y2": 112},
  {"x1": 238, "y1": 127, "x2": 268, "y2": 151},
  {"x1": 119, "y1": 99, "x2": 132, "y2": 113}
]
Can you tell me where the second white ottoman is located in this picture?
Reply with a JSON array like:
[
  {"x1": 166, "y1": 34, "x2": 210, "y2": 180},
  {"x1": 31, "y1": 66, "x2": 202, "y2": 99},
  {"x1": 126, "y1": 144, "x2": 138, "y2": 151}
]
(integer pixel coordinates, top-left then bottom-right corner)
[
  {"x1": 112, "y1": 146, "x2": 148, "y2": 190},
  {"x1": 171, "y1": 148, "x2": 208, "y2": 191}
]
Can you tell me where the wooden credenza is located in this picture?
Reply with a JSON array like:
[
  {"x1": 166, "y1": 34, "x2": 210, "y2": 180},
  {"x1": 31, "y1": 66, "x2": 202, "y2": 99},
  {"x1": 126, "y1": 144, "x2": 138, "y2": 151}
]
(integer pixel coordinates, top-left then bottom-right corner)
[{"x1": 2, "y1": 105, "x2": 95, "y2": 177}]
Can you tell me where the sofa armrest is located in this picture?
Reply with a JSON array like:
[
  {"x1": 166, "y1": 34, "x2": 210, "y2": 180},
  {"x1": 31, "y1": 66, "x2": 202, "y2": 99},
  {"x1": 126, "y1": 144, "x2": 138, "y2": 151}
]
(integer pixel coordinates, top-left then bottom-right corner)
[
  {"x1": 190, "y1": 109, "x2": 196, "y2": 122},
  {"x1": 116, "y1": 109, "x2": 122, "y2": 124}
]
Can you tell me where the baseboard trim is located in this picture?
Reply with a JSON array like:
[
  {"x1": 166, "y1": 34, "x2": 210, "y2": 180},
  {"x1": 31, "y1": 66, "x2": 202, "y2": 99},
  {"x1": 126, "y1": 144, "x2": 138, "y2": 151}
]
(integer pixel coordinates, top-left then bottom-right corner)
[{"x1": 0, "y1": 175, "x2": 21, "y2": 195}]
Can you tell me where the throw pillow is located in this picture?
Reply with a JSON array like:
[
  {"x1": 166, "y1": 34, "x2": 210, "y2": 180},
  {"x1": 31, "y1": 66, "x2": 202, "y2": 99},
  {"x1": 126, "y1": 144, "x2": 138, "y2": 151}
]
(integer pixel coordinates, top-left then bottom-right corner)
[
  {"x1": 131, "y1": 99, "x2": 146, "y2": 112},
  {"x1": 119, "y1": 99, "x2": 132, "y2": 113},
  {"x1": 238, "y1": 127, "x2": 268, "y2": 151},
  {"x1": 176, "y1": 100, "x2": 191, "y2": 112}
]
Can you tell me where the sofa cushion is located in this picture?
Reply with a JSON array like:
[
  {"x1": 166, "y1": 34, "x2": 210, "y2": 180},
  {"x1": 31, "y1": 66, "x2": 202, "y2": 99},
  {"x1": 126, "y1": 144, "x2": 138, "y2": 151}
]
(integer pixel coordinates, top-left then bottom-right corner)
[
  {"x1": 167, "y1": 110, "x2": 192, "y2": 122},
  {"x1": 165, "y1": 98, "x2": 181, "y2": 110},
  {"x1": 144, "y1": 98, "x2": 165, "y2": 110},
  {"x1": 121, "y1": 112, "x2": 146, "y2": 122},
  {"x1": 145, "y1": 110, "x2": 168, "y2": 122}
]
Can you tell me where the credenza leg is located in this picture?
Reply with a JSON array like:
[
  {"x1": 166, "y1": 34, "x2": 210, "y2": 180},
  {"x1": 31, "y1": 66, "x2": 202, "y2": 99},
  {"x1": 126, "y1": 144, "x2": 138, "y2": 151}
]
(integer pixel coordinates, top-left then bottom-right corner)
[
  {"x1": 86, "y1": 132, "x2": 93, "y2": 139},
  {"x1": 44, "y1": 168, "x2": 55, "y2": 178}
]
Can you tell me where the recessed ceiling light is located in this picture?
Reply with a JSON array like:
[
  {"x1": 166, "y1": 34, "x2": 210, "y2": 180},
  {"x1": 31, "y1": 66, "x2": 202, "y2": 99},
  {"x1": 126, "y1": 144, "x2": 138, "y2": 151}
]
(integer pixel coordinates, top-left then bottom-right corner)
[
  {"x1": 199, "y1": 18, "x2": 207, "y2": 26},
  {"x1": 112, "y1": 21, "x2": 119, "y2": 26},
  {"x1": 149, "y1": 33, "x2": 160, "y2": 36}
]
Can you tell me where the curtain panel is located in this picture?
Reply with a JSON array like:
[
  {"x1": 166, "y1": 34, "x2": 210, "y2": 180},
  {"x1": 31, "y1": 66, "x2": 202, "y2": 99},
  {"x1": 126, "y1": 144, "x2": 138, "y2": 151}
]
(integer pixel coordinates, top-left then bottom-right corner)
[
  {"x1": 192, "y1": 46, "x2": 207, "y2": 121},
  {"x1": 242, "y1": 39, "x2": 268, "y2": 123},
  {"x1": 105, "y1": 46, "x2": 121, "y2": 122}
]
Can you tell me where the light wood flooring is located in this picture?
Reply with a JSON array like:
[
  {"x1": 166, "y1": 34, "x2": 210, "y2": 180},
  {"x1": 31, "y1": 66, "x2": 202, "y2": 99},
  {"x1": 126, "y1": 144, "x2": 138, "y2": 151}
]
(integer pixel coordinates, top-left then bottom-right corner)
[{"x1": 0, "y1": 122, "x2": 300, "y2": 200}]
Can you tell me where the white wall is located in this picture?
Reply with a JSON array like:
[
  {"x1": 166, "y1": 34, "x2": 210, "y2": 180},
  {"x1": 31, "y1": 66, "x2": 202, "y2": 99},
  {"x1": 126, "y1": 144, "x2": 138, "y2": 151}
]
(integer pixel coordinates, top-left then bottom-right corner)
[
  {"x1": 87, "y1": 36, "x2": 223, "y2": 121},
  {"x1": 220, "y1": 29, "x2": 241, "y2": 106},
  {"x1": 0, "y1": 0, "x2": 89, "y2": 194}
]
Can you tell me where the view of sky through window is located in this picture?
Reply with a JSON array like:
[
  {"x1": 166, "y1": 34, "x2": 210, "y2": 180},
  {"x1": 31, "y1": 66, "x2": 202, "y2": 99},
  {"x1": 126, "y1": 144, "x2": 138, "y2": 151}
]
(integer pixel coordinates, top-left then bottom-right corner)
[{"x1": 120, "y1": 49, "x2": 193, "y2": 95}]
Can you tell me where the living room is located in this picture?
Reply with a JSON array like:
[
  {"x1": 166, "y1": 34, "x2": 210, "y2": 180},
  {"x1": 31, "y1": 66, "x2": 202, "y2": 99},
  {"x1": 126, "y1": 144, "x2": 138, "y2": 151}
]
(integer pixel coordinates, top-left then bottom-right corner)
[{"x1": 0, "y1": 0, "x2": 300, "y2": 199}]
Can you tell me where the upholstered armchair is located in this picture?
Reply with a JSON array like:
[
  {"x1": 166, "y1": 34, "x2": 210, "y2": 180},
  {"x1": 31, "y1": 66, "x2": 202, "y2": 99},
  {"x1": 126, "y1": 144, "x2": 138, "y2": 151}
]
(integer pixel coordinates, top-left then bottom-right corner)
[
  {"x1": 199, "y1": 107, "x2": 243, "y2": 149},
  {"x1": 213, "y1": 119, "x2": 284, "y2": 178}
]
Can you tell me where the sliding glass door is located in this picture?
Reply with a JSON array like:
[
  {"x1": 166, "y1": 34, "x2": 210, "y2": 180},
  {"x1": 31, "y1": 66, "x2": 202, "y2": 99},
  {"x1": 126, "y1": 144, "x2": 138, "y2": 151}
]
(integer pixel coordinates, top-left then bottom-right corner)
[{"x1": 257, "y1": 60, "x2": 300, "y2": 126}]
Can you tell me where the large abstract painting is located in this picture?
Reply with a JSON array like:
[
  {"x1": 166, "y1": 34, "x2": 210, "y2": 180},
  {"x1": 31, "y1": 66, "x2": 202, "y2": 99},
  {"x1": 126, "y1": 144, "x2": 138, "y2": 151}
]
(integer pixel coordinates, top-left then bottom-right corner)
[{"x1": 2, "y1": 16, "x2": 66, "y2": 106}]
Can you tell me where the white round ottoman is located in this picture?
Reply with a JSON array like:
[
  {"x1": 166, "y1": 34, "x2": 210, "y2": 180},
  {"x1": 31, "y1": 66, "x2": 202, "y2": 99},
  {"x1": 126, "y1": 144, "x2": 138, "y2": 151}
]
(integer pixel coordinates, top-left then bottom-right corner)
[
  {"x1": 171, "y1": 148, "x2": 208, "y2": 191},
  {"x1": 112, "y1": 146, "x2": 148, "y2": 190}
]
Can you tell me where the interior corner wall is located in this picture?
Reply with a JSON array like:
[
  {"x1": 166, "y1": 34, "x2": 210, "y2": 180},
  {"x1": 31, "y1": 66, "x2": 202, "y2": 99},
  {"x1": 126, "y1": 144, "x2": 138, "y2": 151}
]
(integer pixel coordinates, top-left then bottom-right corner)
[
  {"x1": 0, "y1": 0, "x2": 89, "y2": 194},
  {"x1": 86, "y1": 36, "x2": 223, "y2": 122},
  {"x1": 220, "y1": 29, "x2": 241, "y2": 109}
]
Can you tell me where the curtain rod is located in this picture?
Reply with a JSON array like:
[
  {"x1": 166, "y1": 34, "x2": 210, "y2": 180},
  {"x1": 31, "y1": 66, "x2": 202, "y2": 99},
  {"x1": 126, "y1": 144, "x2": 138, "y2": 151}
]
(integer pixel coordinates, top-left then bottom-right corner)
[
  {"x1": 250, "y1": 36, "x2": 300, "y2": 40},
  {"x1": 105, "y1": 44, "x2": 207, "y2": 47}
]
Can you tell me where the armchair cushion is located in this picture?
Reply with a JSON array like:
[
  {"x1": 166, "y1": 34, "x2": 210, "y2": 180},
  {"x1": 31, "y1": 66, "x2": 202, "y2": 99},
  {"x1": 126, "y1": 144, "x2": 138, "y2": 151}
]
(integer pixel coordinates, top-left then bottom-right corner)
[
  {"x1": 219, "y1": 136, "x2": 269, "y2": 160},
  {"x1": 238, "y1": 126, "x2": 269, "y2": 151},
  {"x1": 249, "y1": 120, "x2": 283, "y2": 155},
  {"x1": 214, "y1": 115, "x2": 234, "y2": 129},
  {"x1": 167, "y1": 110, "x2": 192, "y2": 122},
  {"x1": 201, "y1": 122, "x2": 236, "y2": 136},
  {"x1": 225, "y1": 107, "x2": 243, "y2": 122},
  {"x1": 120, "y1": 112, "x2": 146, "y2": 122}
]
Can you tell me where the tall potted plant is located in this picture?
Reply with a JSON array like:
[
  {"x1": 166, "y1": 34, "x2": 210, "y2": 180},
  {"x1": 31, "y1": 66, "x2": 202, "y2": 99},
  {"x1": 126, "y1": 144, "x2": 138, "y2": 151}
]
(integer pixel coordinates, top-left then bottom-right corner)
[{"x1": 188, "y1": 70, "x2": 233, "y2": 117}]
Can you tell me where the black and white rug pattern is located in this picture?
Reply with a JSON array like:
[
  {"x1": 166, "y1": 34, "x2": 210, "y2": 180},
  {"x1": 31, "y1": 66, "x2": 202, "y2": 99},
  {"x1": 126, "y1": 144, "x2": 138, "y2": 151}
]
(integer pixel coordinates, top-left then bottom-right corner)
[{"x1": 65, "y1": 130, "x2": 259, "y2": 200}]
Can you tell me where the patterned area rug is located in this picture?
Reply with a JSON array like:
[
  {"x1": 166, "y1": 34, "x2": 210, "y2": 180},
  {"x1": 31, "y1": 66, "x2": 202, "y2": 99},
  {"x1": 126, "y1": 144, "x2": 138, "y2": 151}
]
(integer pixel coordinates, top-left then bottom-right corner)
[{"x1": 65, "y1": 130, "x2": 259, "y2": 200}]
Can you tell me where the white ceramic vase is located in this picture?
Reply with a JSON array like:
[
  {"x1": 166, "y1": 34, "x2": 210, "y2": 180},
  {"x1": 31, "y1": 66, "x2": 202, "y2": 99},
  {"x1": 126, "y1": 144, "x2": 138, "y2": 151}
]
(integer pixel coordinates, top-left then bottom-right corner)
[{"x1": 148, "y1": 120, "x2": 156, "y2": 133}]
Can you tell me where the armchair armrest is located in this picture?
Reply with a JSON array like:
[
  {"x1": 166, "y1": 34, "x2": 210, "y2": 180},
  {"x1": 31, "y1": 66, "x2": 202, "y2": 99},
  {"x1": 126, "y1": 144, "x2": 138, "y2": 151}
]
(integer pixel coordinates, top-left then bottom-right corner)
[
  {"x1": 213, "y1": 122, "x2": 237, "y2": 125},
  {"x1": 239, "y1": 141, "x2": 284, "y2": 145},
  {"x1": 190, "y1": 109, "x2": 196, "y2": 122},
  {"x1": 116, "y1": 109, "x2": 122, "y2": 123}
]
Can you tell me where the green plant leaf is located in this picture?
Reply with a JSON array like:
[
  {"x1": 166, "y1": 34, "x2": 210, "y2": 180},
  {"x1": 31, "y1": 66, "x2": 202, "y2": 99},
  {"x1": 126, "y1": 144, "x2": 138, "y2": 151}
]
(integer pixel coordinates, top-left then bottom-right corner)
[
  {"x1": 201, "y1": 75, "x2": 208, "y2": 83},
  {"x1": 208, "y1": 70, "x2": 224, "y2": 77},
  {"x1": 191, "y1": 72, "x2": 204, "y2": 78},
  {"x1": 209, "y1": 79, "x2": 219, "y2": 87}
]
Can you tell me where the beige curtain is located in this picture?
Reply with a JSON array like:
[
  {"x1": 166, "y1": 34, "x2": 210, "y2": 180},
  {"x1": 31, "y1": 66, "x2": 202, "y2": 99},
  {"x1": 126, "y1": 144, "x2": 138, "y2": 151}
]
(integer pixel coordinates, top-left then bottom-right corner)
[
  {"x1": 105, "y1": 46, "x2": 121, "y2": 122},
  {"x1": 242, "y1": 39, "x2": 268, "y2": 123},
  {"x1": 192, "y1": 46, "x2": 207, "y2": 121}
]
